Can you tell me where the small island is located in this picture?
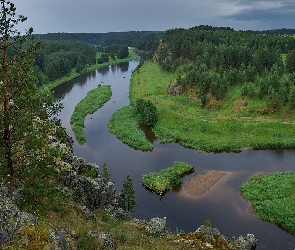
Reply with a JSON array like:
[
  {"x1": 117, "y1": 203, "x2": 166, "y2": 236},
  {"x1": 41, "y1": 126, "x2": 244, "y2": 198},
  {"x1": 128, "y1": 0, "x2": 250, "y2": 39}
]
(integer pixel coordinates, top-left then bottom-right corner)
[{"x1": 141, "y1": 161, "x2": 194, "y2": 195}]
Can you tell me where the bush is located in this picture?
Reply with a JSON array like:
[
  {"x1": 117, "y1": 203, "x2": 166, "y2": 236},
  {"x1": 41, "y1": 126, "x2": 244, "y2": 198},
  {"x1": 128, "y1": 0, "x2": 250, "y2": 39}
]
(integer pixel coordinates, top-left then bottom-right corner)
[{"x1": 135, "y1": 99, "x2": 158, "y2": 127}]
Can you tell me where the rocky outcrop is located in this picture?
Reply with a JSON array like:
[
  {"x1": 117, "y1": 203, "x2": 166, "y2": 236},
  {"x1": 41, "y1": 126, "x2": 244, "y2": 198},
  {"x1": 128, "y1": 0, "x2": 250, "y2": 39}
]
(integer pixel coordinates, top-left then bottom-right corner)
[
  {"x1": 49, "y1": 133, "x2": 126, "y2": 219},
  {"x1": 167, "y1": 80, "x2": 183, "y2": 95},
  {"x1": 173, "y1": 225, "x2": 258, "y2": 250},
  {"x1": 0, "y1": 183, "x2": 37, "y2": 245}
]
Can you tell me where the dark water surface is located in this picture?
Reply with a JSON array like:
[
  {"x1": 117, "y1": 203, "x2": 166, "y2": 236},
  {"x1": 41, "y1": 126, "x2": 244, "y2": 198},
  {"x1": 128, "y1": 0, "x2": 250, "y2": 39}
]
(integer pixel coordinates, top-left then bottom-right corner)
[{"x1": 54, "y1": 61, "x2": 295, "y2": 249}]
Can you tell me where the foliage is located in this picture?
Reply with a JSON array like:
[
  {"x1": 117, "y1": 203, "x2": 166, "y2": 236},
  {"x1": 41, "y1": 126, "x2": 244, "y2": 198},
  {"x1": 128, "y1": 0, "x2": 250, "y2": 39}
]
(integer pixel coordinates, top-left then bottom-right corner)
[
  {"x1": 35, "y1": 41, "x2": 96, "y2": 84},
  {"x1": 70, "y1": 85, "x2": 112, "y2": 144},
  {"x1": 102, "y1": 163, "x2": 111, "y2": 183},
  {"x1": 129, "y1": 61, "x2": 295, "y2": 152},
  {"x1": 107, "y1": 106, "x2": 153, "y2": 151},
  {"x1": 97, "y1": 53, "x2": 109, "y2": 64},
  {"x1": 44, "y1": 48, "x2": 140, "y2": 90},
  {"x1": 0, "y1": 0, "x2": 61, "y2": 177},
  {"x1": 239, "y1": 172, "x2": 295, "y2": 233},
  {"x1": 142, "y1": 161, "x2": 193, "y2": 195},
  {"x1": 286, "y1": 50, "x2": 295, "y2": 73},
  {"x1": 120, "y1": 175, "x2": 137, "y2": 212},
  {"x1": 154, "y1": 26, "x2": 295, "y2": 109},
  {"x1": 135, "y1": 98, "x2": 158, "y2": 127}
]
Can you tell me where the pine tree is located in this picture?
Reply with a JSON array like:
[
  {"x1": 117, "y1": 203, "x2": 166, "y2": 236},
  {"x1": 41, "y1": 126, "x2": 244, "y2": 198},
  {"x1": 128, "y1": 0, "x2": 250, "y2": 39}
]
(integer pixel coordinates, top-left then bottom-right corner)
[
  {"x1": 121, "y1": 175, "x2": 137, "y2": 212},
  {"x1": 0, "y1": 0, "x2": 60, "y2": 176}
]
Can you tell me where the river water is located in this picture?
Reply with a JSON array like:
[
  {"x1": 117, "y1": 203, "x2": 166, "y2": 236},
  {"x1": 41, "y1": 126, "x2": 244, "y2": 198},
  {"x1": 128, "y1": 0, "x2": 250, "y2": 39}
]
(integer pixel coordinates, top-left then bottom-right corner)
[{"x1": 53, "y1": 61, "x2": 295, "y2": 249}]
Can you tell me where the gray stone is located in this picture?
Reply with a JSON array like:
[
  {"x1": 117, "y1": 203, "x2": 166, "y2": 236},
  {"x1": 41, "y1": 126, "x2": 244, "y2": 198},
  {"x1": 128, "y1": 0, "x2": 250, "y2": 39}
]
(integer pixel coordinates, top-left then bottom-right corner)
[
  {"x1": 236, "y1": 233, "x2": 258, "y2": 250},
  {"x1": 0, "y1": 182, "x2": 37, "y2": 244},
  {"x1": 144, "y1": 217, "x2": 167, "y2": 235}
]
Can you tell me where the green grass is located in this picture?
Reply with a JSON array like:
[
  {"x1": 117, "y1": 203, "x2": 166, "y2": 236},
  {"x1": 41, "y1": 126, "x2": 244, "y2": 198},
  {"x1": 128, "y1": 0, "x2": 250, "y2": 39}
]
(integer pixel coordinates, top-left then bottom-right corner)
[
  {"x1": 128, "y1": 61, "x2": 295, "y2": 152},
  {"x1": 142, "y1": 161, "x2": 194, "y2": 195},
  {"x1": 239, "y1": 172, "x2": 295, "y2": 233},
  {"x1": 107, "y1": 106, "x2": 153, "y2": 151},
  {"x1": 70, "y1": 85, "x2": 112, "y2": 144}
]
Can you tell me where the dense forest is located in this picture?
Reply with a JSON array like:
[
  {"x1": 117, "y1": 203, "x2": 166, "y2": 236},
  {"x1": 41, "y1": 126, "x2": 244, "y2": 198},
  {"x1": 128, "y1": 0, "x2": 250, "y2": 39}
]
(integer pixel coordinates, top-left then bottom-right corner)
[
  {"x1": 154, "y1": 25, "x2": 295, "y2": 109},
  {"x1": 33, "y1": 31, "x2": 163, "y2": 85}
]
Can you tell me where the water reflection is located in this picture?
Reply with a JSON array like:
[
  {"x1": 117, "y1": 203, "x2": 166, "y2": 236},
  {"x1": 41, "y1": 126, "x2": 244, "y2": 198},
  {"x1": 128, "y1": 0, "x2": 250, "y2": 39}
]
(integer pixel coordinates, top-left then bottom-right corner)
[
  {"x1": 138, "y1": 122, "x2": 157, "y2": 143},
  {"x1": 97, "y1": 66, "x2": 110, "y2": 75},
  {"x1": 117, "y1": 61, "x2": 129, "y2": 72}
]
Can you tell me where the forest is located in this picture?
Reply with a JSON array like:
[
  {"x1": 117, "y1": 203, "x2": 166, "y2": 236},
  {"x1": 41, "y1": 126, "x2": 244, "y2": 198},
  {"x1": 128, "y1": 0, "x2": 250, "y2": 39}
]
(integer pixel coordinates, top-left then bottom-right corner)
[{"x1": 155, "y1": 25, "x2": 295, "y2": 110}]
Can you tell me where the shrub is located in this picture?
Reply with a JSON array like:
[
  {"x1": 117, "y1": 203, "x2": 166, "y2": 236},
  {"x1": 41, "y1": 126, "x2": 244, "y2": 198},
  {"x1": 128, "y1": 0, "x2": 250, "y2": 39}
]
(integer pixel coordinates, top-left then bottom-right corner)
[{"x1": 135, "y1": 99, "x2": 158, "y2": 127}]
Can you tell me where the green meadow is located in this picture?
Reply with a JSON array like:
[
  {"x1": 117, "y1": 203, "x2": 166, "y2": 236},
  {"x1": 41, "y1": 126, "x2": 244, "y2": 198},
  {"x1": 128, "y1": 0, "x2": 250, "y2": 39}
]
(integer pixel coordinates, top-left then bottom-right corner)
[{"x1": 127, "y1": 62, "x2": 295, "y2": 152}]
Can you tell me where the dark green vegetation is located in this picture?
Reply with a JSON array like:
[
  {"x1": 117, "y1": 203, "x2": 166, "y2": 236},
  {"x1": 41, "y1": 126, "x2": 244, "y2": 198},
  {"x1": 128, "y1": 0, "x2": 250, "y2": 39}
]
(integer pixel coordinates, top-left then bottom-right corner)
[
  {"x1": 35, "y1": 31, "x2": 163, "y2": 51},
  {"x1": 70, "y1": 85, "x2": 112, "y2": 144},
  {"x1": 239, "y1": 172, "x2": 295, "y2": 234},
  {"x1": 135, "y1": 99, "x2": 158, "y2": 127},
  {"x1": 120, "y1": 175, "x2": 137, "y2": 212},
  {"x1": 35, "y1": 41, "x2": 96, "y2": 84},
  {"x1": 121, "y1": 25, "x2": 295, "y2": 152},
  {"x1": 0, "y1": 0, "x2": 60, "y2": 177},
  {"x1": 142, "y1": 161, "x2": 194, "y2": 195},
  {"x1": 156, "y1": 26, "x2": 295, "y2": 108}
]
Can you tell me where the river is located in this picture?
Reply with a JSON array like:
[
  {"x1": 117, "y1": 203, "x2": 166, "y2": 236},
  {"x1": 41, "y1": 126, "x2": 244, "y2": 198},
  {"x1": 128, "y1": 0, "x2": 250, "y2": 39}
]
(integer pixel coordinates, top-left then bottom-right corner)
[{"x1": 53, "y1": 60, "x2": 295, "y2": 249}]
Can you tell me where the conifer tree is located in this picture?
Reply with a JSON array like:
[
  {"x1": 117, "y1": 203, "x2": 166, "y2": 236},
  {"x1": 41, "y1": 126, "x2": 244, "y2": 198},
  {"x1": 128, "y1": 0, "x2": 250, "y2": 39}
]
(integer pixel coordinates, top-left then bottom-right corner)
[
  {"x1": 121, "y1": 175, "x2": 137, "y2": 212},
  {"x1": 0, "y1": 0, "x2": 60, "y2": 176}
]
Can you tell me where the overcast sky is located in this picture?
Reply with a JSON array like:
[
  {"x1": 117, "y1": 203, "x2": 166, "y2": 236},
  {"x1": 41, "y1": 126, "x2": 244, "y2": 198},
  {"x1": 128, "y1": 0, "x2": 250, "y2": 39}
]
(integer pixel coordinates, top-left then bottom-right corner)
[{"x1": 12, "y1": 0, "x2": 295, "y2": 34}]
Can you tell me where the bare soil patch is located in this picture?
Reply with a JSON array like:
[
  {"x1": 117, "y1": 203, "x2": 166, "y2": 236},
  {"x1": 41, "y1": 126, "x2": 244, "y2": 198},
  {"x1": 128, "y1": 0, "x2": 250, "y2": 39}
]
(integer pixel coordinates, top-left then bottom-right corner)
[{"x1": 184, "y1": 170, "x2": 228, "y2": 196}]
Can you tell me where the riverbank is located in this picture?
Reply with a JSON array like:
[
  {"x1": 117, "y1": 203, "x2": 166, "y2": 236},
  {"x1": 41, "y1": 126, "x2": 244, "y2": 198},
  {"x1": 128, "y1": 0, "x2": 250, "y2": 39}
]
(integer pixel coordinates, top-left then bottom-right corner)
[
  {"x1": 128, "y1": 61, "x2": 295, "y2": 152},
  {"x1": 239, "y1": 172, "x2": 295, "y2": 234},
  {"x1": 42, "y1": 48, "x2": 140, "y2": 90},
  {"x1": 0, "y1": 126, "x2": 258, "y2": 249}
]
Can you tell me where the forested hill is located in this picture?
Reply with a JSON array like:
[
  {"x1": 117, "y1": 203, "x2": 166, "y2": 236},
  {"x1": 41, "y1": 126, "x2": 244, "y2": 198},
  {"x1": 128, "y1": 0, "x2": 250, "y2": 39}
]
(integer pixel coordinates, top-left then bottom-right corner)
[
  {"x1": 35, "y1": 31, "x2": 164, "y2": 50},
  {"x1": 153, "y1": 25, "x2": 295, "y2": 110},
  {"x1": 255, "y1": 28, "x2": 295, "y2": 35}
]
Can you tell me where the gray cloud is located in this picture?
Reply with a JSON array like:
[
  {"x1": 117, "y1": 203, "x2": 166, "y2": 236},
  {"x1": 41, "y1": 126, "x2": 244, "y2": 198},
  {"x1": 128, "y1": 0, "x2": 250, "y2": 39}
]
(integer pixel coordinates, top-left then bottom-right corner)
[
  {"x1": 11, "y1": 0, "x2": 295, "y2": 33},
  {"x1": 222, "y1": 1, "x2": 295, "y2": 29}
]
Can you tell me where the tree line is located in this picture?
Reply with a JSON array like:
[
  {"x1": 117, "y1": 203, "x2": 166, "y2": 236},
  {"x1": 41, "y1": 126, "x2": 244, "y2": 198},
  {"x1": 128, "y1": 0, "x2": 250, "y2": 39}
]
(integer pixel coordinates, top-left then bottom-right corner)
[
  {"x1": 34, "y1": 41, "x2": 96, "y2": 84},
  {"x1": 154, "y1": 25, "x2": 295, "y2": 109}
]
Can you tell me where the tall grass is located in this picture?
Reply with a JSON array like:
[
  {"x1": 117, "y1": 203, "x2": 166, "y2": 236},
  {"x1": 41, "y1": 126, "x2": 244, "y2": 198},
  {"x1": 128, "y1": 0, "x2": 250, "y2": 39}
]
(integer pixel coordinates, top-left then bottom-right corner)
[
  {"x1": 107, "y1": 106, "x2": 153, "y2": 151},
  {"x1": 239, "y1": 172, "x2": 295, "y2": 233},
  {"x1": 70, "y1": 85, "x2": 112, "y2": 144},
  {"x1": 142, "y1": 161, "x2": 194, "y2": 195}
]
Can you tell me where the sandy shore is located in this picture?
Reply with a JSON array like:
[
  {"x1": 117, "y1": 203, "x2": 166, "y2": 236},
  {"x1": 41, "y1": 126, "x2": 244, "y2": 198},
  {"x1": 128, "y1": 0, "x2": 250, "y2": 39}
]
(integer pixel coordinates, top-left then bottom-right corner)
[{"x1": 184, "y1": 170, "x2": 228, "y2": 196}]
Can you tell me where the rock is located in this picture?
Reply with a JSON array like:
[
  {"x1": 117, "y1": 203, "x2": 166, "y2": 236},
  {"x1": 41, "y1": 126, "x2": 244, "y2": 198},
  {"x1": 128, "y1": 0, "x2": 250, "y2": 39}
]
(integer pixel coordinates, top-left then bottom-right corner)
[
  {"x1": 80, "y1": 205, "x2": 94, "y2": 220},
  {"x1": 50, "y1": 230, "x2": 68, "y2": 250},
  {"x1": 0, "y1": 182, "x2": 37, "y2": 245},
  {"x1": 144, "y1": 217, "x2": 167, "y2": 235},
  {"x1": 49, "y1": 228, "x2": 79, "y2": 250},
  {"x1": 87, "y1": 231, "x2": 116, "y2": 250},
  {"x1": 167, "y1": 80, "x2": 183, "y2": 95},
  {"x1": 236, "y1": 234, "x2": 258, "y2": 250}
]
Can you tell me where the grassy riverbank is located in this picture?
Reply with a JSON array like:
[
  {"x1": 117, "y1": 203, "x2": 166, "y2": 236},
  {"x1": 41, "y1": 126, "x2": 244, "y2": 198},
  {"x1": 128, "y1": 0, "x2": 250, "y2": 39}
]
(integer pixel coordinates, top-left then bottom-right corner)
[
  {"x1": 70, "y1": 85, "x2": 112, "y2": 144},
  {"x1": 107, "y1": 106, "x2": 153, "y2": 151},
  {"x1": 239, "y1": 172, "x2": 295, "y2": 234},
  {"x1": 128, "y1": 61, "x2": 295, "y2": 152},
  {"x1": 43, "y1": 48, "x2": 140, "y2": 90}
]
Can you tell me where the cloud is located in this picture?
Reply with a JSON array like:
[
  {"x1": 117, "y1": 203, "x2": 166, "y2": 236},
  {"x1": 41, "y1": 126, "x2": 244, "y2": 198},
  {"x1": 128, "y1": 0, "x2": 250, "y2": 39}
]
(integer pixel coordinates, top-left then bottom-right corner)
[
  {"x1": 223, "y1": 1, "x2": 295, "y2": 25},
  {"x1": 10, "y1": 0, "x2": 295, "y2": 33}
]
